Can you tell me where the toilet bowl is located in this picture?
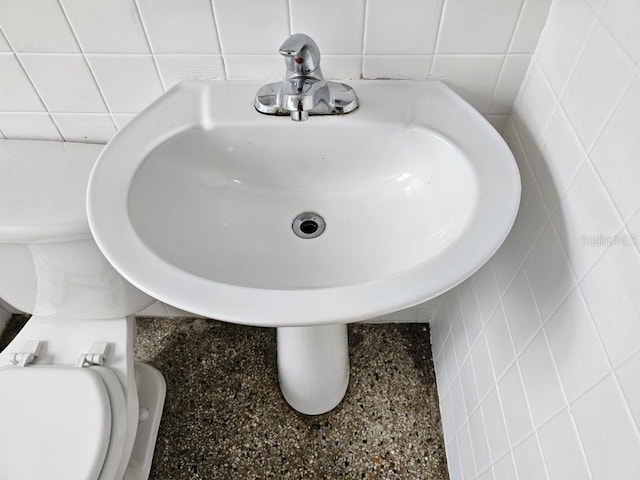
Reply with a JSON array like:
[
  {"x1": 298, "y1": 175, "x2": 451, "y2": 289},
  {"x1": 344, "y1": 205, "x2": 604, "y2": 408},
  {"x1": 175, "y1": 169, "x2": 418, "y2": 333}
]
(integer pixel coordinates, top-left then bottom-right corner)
[{"x1": 0, "y1": 139, "x2": 166, "y2": 480}]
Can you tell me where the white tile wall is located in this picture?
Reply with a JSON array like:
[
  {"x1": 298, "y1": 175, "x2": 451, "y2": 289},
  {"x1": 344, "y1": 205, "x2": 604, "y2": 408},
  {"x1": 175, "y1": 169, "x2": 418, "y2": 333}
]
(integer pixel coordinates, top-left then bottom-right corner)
[
  {"x1": 12, "y1": 3, "x2": 640, "y2": 478},
  {"x1": 432, "y1": 0, "x2": 640, "y2": 477},
  {"x1": 0, "y1": 0, "x2": 551, "y2": 142}
]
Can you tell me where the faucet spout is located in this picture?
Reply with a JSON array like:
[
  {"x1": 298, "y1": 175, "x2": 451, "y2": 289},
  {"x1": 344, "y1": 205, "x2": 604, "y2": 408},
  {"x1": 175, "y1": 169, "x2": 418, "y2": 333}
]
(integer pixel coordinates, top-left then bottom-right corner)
[{"x1": 291, "y1": 101, "x2": 309, "y2": 122}]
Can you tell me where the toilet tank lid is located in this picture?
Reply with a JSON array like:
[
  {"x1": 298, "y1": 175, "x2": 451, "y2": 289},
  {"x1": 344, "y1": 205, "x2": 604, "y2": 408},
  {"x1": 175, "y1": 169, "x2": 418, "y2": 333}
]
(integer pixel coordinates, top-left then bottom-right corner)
[{"x1": 0, "y1": 139, "x2": 104, "y2": 243}]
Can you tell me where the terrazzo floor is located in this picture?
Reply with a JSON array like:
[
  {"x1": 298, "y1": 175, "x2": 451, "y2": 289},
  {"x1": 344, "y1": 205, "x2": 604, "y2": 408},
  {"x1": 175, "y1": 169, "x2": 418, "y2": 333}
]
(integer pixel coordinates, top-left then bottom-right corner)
[{"x1": 1, "y1": 315, "x2": 449, "y2": 480}]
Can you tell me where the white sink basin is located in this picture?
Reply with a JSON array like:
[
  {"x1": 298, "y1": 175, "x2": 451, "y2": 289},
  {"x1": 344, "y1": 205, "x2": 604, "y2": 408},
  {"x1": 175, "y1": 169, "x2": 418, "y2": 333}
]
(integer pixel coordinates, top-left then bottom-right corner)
[
  {"x1": 88, "y1": 80, "x2": 520, "y2": 326},
  {"x1": 87, "y1": 80, "x2": 520, "y2": 414}
]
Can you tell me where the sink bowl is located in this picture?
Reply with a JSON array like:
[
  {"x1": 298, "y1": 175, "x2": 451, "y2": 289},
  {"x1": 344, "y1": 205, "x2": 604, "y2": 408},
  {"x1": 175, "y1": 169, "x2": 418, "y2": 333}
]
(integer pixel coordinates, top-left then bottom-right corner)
[
  {"x1": 88, "y1": 80, "x2": 520, "y2": 326},
  {"x1": 87, "y1": 80, "x2": 520, "y2": 414}
]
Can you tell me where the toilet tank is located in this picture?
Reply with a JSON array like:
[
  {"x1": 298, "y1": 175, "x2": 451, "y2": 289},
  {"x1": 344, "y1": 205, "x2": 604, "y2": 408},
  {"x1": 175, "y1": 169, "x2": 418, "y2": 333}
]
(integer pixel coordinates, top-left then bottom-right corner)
[{"x1": 0, "y1": 140, "x2": 154, "y2": 319}]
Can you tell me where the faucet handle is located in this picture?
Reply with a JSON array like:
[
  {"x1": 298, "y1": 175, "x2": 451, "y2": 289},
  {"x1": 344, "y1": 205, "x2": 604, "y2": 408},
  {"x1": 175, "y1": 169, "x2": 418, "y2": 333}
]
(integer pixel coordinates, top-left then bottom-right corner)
[{"x1": 279, "y1": 33, "x2": 321, "y2": 76}]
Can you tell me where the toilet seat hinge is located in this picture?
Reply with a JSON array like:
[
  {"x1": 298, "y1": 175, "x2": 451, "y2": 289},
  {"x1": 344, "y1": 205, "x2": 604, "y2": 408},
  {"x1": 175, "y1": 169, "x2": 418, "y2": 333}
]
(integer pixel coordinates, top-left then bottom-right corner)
[
  {"x1": 76, "y1": 342, "x2": 110, "y2": 368},
  {"x1": 10, "y1": 341, "x2": 45, "y2": 367}
]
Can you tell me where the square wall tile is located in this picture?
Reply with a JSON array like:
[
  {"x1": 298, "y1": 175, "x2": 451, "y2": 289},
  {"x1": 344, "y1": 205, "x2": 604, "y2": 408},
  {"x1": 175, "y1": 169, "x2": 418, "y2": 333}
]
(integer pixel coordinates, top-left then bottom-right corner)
[
  {"x1": 457, "y1": 424, "x2": 477, "y2": 479},
  {"x1": 535, "y1": 0, "x2": 596, "y2": 96},
  {"x1": 538, "y1": 409, "x2": 591, "y2": 480},
  {"x1": 544, "y1": 288, "x2": 610, "y2": 401},
  {"x1": 601, "y1": 0, "x2": 640, "y2": 66},
  {"x1": 552, "y1": 160, "x2": 624, "y2": 282},
  {"x1": 0, "y1": 54, "x2": 45, "y2": 111},
  {"x1": 446, "y1": 436, "x2": 463, "y2": 480},
  {"x1": 485, "y1": 305, "x2": 516, "y2": 380},
  {"x1": 616, "y1": 351, "x2": 640, "y2": 429},
  {"x1": 362, "y1": 55, "x2": 431, "y2": 80},
  {"x1": 510, "y1": 145, "x2": 549, "y2": 258},
  {"x1": 533, "y1": 107, "x2": 586, "y2": 212},
  {"x1": 61, "y1": 0, "x2": 150, "y2": 53},
  {"x1": 561, "y1": 24, "x2": 636, "y2": 150},
  {"x1": 457, "y1": 277, "x2": 474, "y2": 305},
  {"x1": 213, "y1": 0, "x2": 289, "y2": 54},
  {"x1": 509, "y1": 0, "x2": 552, "y2": 53},
  {"x1": 501, "y1": 269, "x2": 541, "y2": 354},
  {"x1": 518, "y1": 331, "x2": 566, "y2": 427},
  {"x1": 512, "y1": 434, "x2": 548, "y2": 480},
  {"x1": 580, "y1": 241, "x2": 640, "y2": 367},
  {"x1": 21, "y1": 54, "x2": 106, "y2": 113},
  {"x1": 590, "y1": 75, "x2": 640, "y2": 223},
  {"x1": 472, "y1": 334, "x2": 495, "y2": 401},
  {"x1": 224, "y1": 55, "x2": 283, "y2": 80},
  {"x1": 437, "y1": 0, "x2": 523, "y2": 54},
  {"x1": 498, "y1": 364, "x2": 534, "y2": 444},
  {"x1": 512, "y1": 62, "x2": 556, "y2": 144},
  {"x1": 490, "y1": 54, "x2": 531, "y2": 115},
  {"x1": 364, "y1": 0, "x2": 442, "y2": 54},
  {"x1": 573, "y1": 375, "x2": 640, "y2": 480},
  {"x1": 442, "y1": 335, "x2": 458, "y2": 393},
  {"x1": 473, "y1": 263, "x2": 500, "y2": 323},
  {"x1": 53, "y1": 113, "x2": 116, "y2": 143},
  {"x1": 493, "y1": 453, "x2": 518, "y2": 480},
  {"x1": 462, "y1": 288, "x2": 482, "y2": 346},
  {"x1": 88, "y1": 55, "x2": 163, "y2": 113},
  {"x1": 0, "y1": 113, "x2": 61, "y2": 140},
  {"x1": 156, "y1": 55, "x2": 225, "y2": 89},
  {"x1": 460, "y1": 357, "x2": 479, "y2": 414},
  {"x1": 478, "y1": 466, "x2": 495, "y2": 480},
  {"x1": 431, "y1": 55, "x2": 504, "y2": 114},
  {"x1": 524, "y1": 221, "x2": 576, "y2": 322},
  {"x1": 137, "y1": 0, "x2": 220, "y2": 54},
  {"x1": 481, "y1": 388, "x2": 510, "y2": 461},
  {"x1": 290, "y1": 0, "x2": 364, "y2": 54},
  {"x1": 320, "y1": 55, "x2": 362, "y2": 80},
  {"x1": 0, "y1": 0, "x2": 79, "y2": 53},
  {"x1": 488, "y1": 229, "x2": 522, "y2": 296},
  {"x1": 451, "y1": 313, "x2": 470, "y2": 369},
  {"x1": 450, "y1": 376, "x2": 468, "y2": 432},
  {"x1": 469, "y1": 409, "x2": 491, "y2": 474}
]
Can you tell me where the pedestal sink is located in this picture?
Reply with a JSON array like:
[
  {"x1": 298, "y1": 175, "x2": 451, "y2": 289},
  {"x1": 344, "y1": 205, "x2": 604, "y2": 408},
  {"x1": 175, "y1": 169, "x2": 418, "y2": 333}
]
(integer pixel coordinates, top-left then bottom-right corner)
[{"x1": 87, "y1": 80, "x2": 520, "y2": 414}]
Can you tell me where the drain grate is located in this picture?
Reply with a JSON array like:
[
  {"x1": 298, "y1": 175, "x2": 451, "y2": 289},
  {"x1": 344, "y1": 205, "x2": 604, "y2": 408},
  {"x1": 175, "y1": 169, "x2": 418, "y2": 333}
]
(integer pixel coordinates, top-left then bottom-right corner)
[{"x1": 292, "y1": 212, "x2": 325, "y2": 239}]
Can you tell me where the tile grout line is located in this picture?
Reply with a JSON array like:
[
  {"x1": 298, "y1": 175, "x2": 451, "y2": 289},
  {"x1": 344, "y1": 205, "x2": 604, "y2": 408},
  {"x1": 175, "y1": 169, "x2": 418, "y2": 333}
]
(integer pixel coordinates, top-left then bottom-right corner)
[
  {"x1": 131, "y1": 0, "x2": 167, "y2": 93},
  {"x1": 55, "y1": 0, "x2": 117, "y2": 135},
  {"x1": 360, "y1": 0, "x2": 368, "y2": 77},
  {"x1": 486, "y1": 0, "x2": 528, "y2": 115},
  {"x1": 208, "y1": 0, "x2": 228, "y2": 80},
  {"x1": 0, "y1": 25, "x2": 65, "y2": 140},
  {"x1": 431, "y1": 0, "x2": 447, "y2": 58}
]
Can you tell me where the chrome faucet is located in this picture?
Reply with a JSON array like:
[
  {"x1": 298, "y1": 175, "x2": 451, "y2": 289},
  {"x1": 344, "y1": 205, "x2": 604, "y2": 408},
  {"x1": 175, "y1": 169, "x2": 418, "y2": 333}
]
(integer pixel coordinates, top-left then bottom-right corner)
[{"x1": 254, "y1": 34, "x2": 359, "y2": 121}]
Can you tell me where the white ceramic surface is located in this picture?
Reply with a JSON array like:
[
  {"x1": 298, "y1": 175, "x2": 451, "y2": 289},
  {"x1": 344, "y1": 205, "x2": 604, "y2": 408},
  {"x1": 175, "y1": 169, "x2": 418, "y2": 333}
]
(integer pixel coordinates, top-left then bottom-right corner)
[{"x1": 87, "y1": 80, "x2": 520, "y2": 327}]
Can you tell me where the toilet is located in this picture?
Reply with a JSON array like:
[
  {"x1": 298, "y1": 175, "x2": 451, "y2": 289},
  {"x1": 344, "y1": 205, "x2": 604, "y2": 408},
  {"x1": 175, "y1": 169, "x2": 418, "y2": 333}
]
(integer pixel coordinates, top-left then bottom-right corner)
[{"x1": 0, "y1": 139, "x2": 166, "y2": 480}]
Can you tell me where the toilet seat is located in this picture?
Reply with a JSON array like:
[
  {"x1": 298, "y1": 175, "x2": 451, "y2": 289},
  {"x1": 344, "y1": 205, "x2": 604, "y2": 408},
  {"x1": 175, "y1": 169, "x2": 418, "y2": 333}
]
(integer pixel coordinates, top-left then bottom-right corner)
[{"x1": 0, "y1": 364, "x2": 128, "y2": 480}]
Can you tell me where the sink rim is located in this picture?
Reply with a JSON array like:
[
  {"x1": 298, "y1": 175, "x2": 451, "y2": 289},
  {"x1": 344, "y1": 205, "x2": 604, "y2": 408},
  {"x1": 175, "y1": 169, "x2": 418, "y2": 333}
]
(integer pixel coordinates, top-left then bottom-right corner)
[{"x1": 87, "y1": 80, "x2": 520, "y2": 327}]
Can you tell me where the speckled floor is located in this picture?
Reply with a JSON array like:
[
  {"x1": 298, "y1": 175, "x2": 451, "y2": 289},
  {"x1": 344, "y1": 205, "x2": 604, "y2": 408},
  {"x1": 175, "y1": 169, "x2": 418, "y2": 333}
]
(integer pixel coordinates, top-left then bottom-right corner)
[{"x1": 1, "y1": 316, "x2": 449, "y2": 480}]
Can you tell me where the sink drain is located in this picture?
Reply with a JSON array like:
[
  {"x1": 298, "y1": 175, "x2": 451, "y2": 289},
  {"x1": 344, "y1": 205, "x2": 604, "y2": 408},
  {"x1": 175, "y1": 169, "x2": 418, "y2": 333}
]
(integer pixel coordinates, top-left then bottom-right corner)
[{"x1": 292, "y1": 212, "x2": 326, "y2": 239}]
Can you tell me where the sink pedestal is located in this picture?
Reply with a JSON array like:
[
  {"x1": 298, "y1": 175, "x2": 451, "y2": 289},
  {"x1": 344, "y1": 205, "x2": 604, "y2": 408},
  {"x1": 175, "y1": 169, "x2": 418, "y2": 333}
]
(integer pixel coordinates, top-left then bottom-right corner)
[{"x1": 276, "y1": 324, "x2": 349, "y2": 415}]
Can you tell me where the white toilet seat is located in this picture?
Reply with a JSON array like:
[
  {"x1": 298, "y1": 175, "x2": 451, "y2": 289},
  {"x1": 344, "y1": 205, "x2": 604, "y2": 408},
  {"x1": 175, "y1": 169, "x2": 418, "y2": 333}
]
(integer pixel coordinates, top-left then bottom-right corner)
[{"x1": 0, "y1": 364, "x2": 128, "y2": 480}]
